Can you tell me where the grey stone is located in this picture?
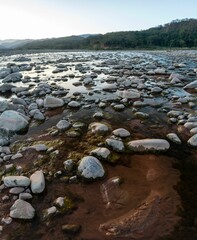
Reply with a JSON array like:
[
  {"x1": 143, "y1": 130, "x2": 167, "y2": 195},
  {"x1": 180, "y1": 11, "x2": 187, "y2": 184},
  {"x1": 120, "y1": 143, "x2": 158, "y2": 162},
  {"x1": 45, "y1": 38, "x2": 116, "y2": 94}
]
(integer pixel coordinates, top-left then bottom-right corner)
[
  {"x1": 30, "y1": 170, "x2": 45, "y2": 194},
  {"x1": 90, "y1": 147, "x2": 110, "y2": 159},
  {"x1": 10, "y1": 199, "x2": 35, "y2": 219},
  {"x1": 0, "y1": 110, "x2": 28, "y2": 132},
  {"x1": 167, "y1": 133, "x2": 181, "y2": 144},
  {"x1": 56, "y1": 120, "x2": 71, "y2": 131},
  {"x1": 112, "y1": 128, "x2": 130, "y2": 138},
  {"x1": 3, "y1": 176, "x2": 30, "y2": 187},
  {"x1": 89, "y1": 122, "x2": 109, "y2": 134},
  {"x1": 106, "y1": 138, "x2": 125, "y2": 152},
  {"x1": 78, "y1": 156, "x2": 105, "y2": 179},
  {"x1": 44, "y1": 96, "x2": 64, "y2": 108},
  {"x1": 128, "y1": 139, "x2": 170, "y2": 152},
  {"x1": 68, "y1": 101, "x2": 81, "y2": 108}
]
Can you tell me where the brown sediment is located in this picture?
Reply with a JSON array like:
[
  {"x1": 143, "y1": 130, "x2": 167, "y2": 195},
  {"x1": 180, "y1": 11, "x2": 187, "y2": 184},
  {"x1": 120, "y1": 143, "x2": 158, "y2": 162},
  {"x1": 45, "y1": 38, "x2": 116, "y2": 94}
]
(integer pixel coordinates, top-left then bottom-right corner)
[
  {"x1": 0, "y1": 108, "x2": 184, "y2": 240},
  {"x1": 99, "y1": 154, "x2": 181, "y2": 240}
]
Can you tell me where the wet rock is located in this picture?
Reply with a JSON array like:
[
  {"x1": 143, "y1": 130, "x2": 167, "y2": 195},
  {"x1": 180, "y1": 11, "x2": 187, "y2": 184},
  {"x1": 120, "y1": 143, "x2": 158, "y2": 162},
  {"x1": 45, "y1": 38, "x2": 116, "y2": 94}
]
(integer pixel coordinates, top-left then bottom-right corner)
[
  {"x1": 0, "y1": 68, "x2": 11, "y2": 79},
  {"x1": 19, "y1": 193, "x2": 33, "y2": 200},
  {"x1": 23, "y1": 144, "x2": 48, "y2": 152},
  {"x1": 12, "y1": 97, "x2": 27, "y2": 106},
  {"x1": 188, "y1": 134, "x2": 197, "y2": 147},
  {"x1": 90, "y1": 147, "x2": 110, "y2": 160},
  {"x1": 190, "y1": 127, "x2": 197, "y2": 135},
  {"x1": 93, "y1": 112, "x2": 104, "y2": 119},
  {"x1": 0, "y1": 128, "x2": 10, "y2": 146},
  {"x1": 44, "y1": 95, "x2": 64, "y2": 108},
  {"x1": 78, "y1": 156, "x2": 105, "y2": 180},
  {"x1": 9, "y1": 187, "x2": 25, "y2": 195},
  {"x1": 30, "y1": 170, "x2": 45, "y2": 194},
  {"x1": 1, "y1": 217, "x2": 12, "y2": 225},
  {"x1": 31, "y1": 110, "x2": 45, "y2": 121},
  {"x1": 106, "y1": 137, "x2": 125, "y2": 152},
  {"x1": 10, "y1": 199, "x2": 35, "y2": 219},
  {"x1": 184, "y1": 122, "x2": 197, "y2": 130},
  {"x1": 128, "y1": 139, "x2": 170, "y2": 152},
  {"x1": 43, "y1": 206, "x2": 57, "y2": 220},
  {"x1": 56, "y1": 120, "x2": 71, "y2": 131},
  {"x1": 63, "y1": 159, "x2": 75, "y2": 173},
  {"x1": 89, "y1": 122, "x2": 109, "y2": 134},
  {"x1": 54, "y1": 196, "x2": 75, "y2": 213},
  {"x1": 0, "y1": 83, "x2": 14, "y2": 93},
  {"x1": 3, "y1": 176, "x2": 30, "y2": 187},
  {"x1": 11, "y1": 153, "x2": 23, "y2": 160},
  {"x1": 14, "y1": 56, "x2": 31, "y2": 62},
  {"x1": 167, "y1": 110, "x2": 182, "y2": 118},
  {"x1": 2, "y1": 72, "x2": 22, "y2": 83},
  {"x1": 167, "y1": 133, "x2": 181, "y2": 144},
  {"x1": 151, "y1": 87, "x2": 163, "y2": 94},
  {"x1": 154, "y1": 68, "x2": 166, "y2": 74},
  {"x1": 183, "y1": 80, "x2": 197, "y2": 90},
  {"x1": 113, "y1": 104, "x2": 125, "y2": 111},
  {"x1": 112, "y1": 128, "x2": 130, "y2": 138},
  {"x1": 0, "y1": 110, "x2": 29, "y2": 132},
  {"x1": 62, "y1": 224, "x2": 81, "y2": 234},
  {"x1": 117, "y1": 89, "x2": 140, "y2": 99},
  {"x1": 68, "y1": 101, "x2": 81, "y2": 108},
  {"x1": 135, "y1": 111, "x2": 149, "y2": 119}
]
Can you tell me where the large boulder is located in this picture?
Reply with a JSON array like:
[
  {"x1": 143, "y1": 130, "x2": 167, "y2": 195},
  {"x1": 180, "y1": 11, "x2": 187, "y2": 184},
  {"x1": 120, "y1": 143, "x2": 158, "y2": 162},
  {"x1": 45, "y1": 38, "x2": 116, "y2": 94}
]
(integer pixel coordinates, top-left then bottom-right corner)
[
  {"x1": 0, "y1": 110, "x2": 29, "y2": 132},
  {"x1": 10, "y1": 199, "x2": 35, "y2": 219},
  {"x1": 78, "y1": 156, "x2": 105, "y2": 180},
  {"x1": 128, "y1": 139, "x2": 170, "y2": 152},
  {"x1": 44, "y1": 96, "x2": 64, "y2": 108}
]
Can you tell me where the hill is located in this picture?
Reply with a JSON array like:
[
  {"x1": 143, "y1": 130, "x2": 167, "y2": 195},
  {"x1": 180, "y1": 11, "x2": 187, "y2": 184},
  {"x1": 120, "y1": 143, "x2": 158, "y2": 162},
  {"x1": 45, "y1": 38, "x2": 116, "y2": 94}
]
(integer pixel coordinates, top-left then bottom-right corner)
[
  {"x1": 16, "y1": 18, "x2": 197, "y2": 50},
  {"x1": 0, "y1": 39, "x2": 33, "y2": 49}
]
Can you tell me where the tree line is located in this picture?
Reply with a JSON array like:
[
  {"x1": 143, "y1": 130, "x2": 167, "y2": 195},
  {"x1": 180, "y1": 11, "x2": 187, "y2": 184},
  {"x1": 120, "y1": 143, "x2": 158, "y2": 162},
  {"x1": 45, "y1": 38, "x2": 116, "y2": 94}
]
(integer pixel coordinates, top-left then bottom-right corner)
[{"x1": 21, "y1": 19, "x2": 197, "y2": 50}]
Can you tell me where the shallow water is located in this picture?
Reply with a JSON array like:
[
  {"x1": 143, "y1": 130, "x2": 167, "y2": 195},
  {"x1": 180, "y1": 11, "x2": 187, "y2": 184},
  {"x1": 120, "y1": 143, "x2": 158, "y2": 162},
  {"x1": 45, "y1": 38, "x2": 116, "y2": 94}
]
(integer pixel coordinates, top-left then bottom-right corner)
[{"x1": 0, "y1": 50, "x2": 197, "y2": 240}]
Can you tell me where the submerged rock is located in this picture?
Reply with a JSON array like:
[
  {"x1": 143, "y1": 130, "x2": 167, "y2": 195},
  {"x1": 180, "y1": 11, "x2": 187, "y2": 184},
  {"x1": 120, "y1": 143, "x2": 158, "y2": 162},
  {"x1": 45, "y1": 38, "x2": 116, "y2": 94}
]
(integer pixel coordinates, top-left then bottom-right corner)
[{"x1": 128, "y1": 139, "x2": 170, "y2": 152}]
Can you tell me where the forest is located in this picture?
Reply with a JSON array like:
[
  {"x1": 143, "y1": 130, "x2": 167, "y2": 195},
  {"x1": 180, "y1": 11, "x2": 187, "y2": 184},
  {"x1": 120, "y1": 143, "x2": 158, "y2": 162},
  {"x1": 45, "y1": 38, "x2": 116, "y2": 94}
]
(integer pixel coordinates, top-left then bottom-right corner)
[{"x1": 21, "y1": 19, "x2": 197, "y2": 50}]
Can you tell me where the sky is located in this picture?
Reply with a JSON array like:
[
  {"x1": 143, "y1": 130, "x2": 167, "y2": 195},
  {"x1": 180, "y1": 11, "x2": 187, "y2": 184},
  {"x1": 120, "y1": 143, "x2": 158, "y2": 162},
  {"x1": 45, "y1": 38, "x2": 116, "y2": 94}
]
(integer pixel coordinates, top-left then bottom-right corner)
[{"x1": 0, "y1": 0, "x2": 196, "y2": 40}]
